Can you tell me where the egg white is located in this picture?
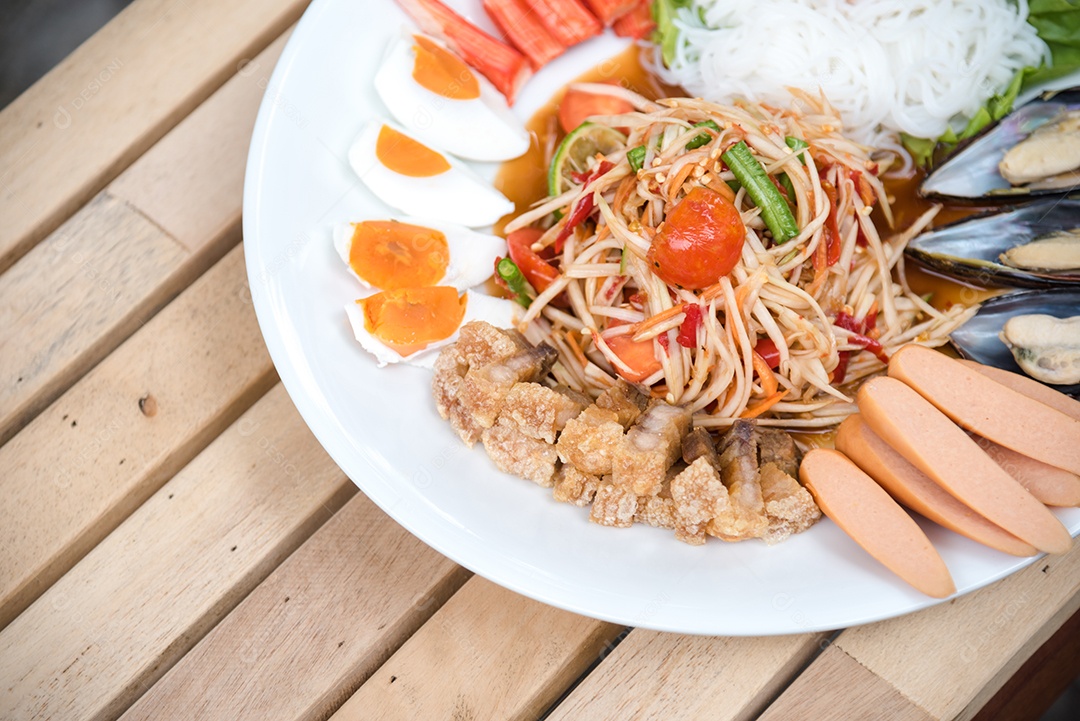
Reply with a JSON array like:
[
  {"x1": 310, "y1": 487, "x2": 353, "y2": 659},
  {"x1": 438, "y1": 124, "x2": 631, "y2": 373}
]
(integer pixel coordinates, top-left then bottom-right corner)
[
  {"x1": 344, "y1": 291, "x2": 519, "y2": 369},
  {"x1": 348, "y1": 120, "x2": 514, "y2": 228},
  {"x1": 374, "y1": 32, "x2": 529, "y2": 162},
  {"x1": 333, "y1": 217, "x2": 505, "y2": 293}
]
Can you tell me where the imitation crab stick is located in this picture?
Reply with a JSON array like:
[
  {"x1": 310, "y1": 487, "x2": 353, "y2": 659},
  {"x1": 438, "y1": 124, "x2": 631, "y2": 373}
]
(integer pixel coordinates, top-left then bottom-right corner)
[
  {"x1": 973, "y1": 435, "x2": 1080, "y2": 507},
  {"x1": 613, "y1": 0, "x2": 656, "y2": 39},
  {"x1": 800, "y1": 448, "x2": 956, "y2": 598},
  {"x1": 395, "y1": 0, "x2": 532, "y2": 103},
  {"x1": 889, "y1": 345, "x2": 1080, "y2": 476},
  {"x1": 527, "y1": 0, "x2": 602, "y2": 47},
  {"x1": 956, "y1": 358, "x2": 1080, "y2": 421},
  {"x1": 583, "y1": 0, "x2": 639, "y2": 25},
  {"x1": 483, "y1": 0, "x2": 566, "y2": 69},
  {"x1": 836, "y1": 415, "x2": 1037, "y2": 557},
  {"x1": 858, "y1": 376, "x2": 1072, "y2": 555}
]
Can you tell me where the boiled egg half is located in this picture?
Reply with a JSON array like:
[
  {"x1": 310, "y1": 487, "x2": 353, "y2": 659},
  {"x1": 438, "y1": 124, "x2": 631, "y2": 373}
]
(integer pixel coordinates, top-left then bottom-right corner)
[
  {"x1": 348, "y1": 120, "x2": 513, "y2": 227},
  {"x1": 333, "y1": 217, "x2": 505, "y2": 293},
  {"x1": 374, "y1": 33, "x2": 529, "y2": 162},
  {"x1": 344, "y1": 288, "x2": 517, "y2": 368}
]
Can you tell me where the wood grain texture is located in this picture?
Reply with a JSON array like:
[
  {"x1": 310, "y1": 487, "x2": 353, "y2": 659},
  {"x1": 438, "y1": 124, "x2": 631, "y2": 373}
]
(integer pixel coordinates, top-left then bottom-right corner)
[
  {"x1": 833, "y1": 546, "x2": 1080, "y2": 721},
  {"x1": 0, "y1": 0, "x2": 309, "y2": 272},
  {"x1": 546, "y1": 629, "x2": 828, "y2": 721},
  {"x1": 0, "y1": 29, "x2": 290, "y2": 448},
  {"x1": 758, "y1": 645, "x2": 935, "y2": 721},
  {"x1": 110, "y1": 32, "x2": 290, "y2": 251},
  {"x1": 0, "y1": 386, "x2": 354, "y2": 721},
  {"x1": 330, "y1": 577, "x2": 621, "y2": 721},
  {"x1": 120, "y1": 494, "x2": 470, "y2": 721},
  {"x1": 0, "y1": 246, "x2": 276, "y2": 631},
  {"x1": 0, "y1": 193, "x2": 187, "y2": 445}
]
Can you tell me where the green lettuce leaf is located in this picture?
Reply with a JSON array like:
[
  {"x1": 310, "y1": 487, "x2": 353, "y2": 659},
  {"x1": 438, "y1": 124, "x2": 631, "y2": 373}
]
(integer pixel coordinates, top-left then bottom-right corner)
[{"x1": 903, "y1": 0, "x2": 1080, "y2": 166}]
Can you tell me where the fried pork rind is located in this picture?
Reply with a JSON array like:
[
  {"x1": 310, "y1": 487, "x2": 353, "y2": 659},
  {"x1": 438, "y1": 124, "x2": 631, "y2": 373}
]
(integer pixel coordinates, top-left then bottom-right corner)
[
  {"x1": 433, "y1": 322, "x2": 529, "y2": 446},
  {"x1": 710, "y1": 421, "x2": 769, "y2": 541},
  {"x1": 670, "y1": 456, "x2": 736, "y2": 545},
  {"x1": 503, "y1": 382, "x2": 588, "y2": 443},
  {"x1": 595, "y1": 380, "x2": 649, "y2": 427},
  {"x1": 757, "y1": 428, "x2": 802, "y2": 478},
  {"x1": 556, "y1": 406, "x2": 626, "y2": 476},
  {"x1": 457, "y1": 344, "x2": 558, "y2": 430},
  {"x1": 760, "y1": 462, "x2": 821, "y2": 545},
  {"x1": 552, "y1": 464, "x2": 601, "y2": 506},
  {"x1": 481, "y1": 415, "x2": 559, "y2": 487},
  {"x1": 682, "y1": 426, "x2": 721, "y2": 468},
  {"x1": 590, "y1": 482, "x2": 638, "y2": 528},
  {"x1": 612, "y1": 400, "x2": 692, "y2": 497}
]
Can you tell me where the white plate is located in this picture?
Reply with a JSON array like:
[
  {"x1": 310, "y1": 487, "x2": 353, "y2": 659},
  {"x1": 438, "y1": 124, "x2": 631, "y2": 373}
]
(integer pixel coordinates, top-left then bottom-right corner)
[{"x1": 242, "y1": 0, "x2": 1080, "y2": 635}]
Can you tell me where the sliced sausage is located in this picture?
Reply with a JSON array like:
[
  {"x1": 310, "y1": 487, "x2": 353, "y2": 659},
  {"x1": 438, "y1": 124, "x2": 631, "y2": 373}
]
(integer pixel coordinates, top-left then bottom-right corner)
[
  {"x1": 973, "y1": 434, "x2": 1080, "y2": 507},
  {"x1": 956, "y1": 359, "x2": 1080, "y2": 421},
  {"x1": 889, "y1": 345, "x2": 1080, "y2": 475},
  {"x1": 837, "y1": 415, "x2": 1036, "y2": 557},
  {"x1": 858, "y1": 376, "x2": 1072, "y2": 555},
  {"x1": 800, "y1": 448, "x2": 956, "y2": 598}
]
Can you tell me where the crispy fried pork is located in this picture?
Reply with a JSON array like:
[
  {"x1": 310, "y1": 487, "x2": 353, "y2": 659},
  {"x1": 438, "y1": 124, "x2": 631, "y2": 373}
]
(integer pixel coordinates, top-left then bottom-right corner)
[
  {"x1": 503, "y1": 382, "x2": 589, "y2": 444},
  {"x1": 552, "y1": 464, "x2": 601, "y2": 506},
  {"x1": 481, "y1": 415, "x2": 559, "y2": 487},
  {"x1": 712, "y1": 420, "x2": 769, "y2": 541},
  {"x1": 613, "y1": 400, "x2": 692, "y2": 496},
  {"x1": 760, "y1": 462, "x2": 820, "y2": 544},
  {"x1": 589, "y1": 482, "x2": 637, "y2": 528}
]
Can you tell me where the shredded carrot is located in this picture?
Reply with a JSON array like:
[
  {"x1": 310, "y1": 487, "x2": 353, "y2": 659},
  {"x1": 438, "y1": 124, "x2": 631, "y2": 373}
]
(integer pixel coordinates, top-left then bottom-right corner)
[
  {"x1": 751, "y1": 350, "x2": 778, "y2": 396},
  {"x1": 613, "y1": 175, "x2": 636, "y2": 211},
  {"x1": 565, "y1": 329, "x2": 589, "y2": 369},
  {"x1": 667, "y1": 163, "x2": 696, "y2": 202},
  {"x1": 700, "y1": 282, "x2": 725, "y2": 302},
  {"x1": 740, "y1": 389, "x2": 789, "y2": 419},
  {"x1": 629, "y1": 302, "x2": 686, "y2": 336}
]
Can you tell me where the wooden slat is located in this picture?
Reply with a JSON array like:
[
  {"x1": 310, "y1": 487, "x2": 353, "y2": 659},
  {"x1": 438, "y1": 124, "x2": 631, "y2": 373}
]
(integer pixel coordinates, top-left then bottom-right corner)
[
  {"x1": 0, "y1": 0, "x2": 308, "y2": 272},
  {"x1": 833, "y1": 547, "x2": 1080, "y2": 720},
  {"x1": 761, "y1": 545, "x2": 1080, "y2": 721},
  {"x1": 120, "y1": 494, "x2": 470, "y2": 721},
  {"x1": 545, "y1": 629, "x2": 828, "y2": 721},
  {"x1": 971, "y1": 609, "x2": 1080, "y2": 721},
  {"x1": 0, "y1": 31, "x2": 289, "y2": 448},
  {"x1": 0, "y1": 245, "x2": 275, "y2": 631},
  {"x1": 0, "y1": 386, "x2": 354, "y2": 721},
  {"x1": 758, "y1": 646, "x2": 934, "y2": 721},
  {"x1": 330, "y1": 578, "x2": 621, "y2": 721}
]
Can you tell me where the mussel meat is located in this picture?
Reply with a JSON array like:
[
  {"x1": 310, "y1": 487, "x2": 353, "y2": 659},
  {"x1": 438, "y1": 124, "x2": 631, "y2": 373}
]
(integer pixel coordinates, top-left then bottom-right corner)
[
  {"x1": 905, "y1": 198, "x2": 1080, "y2": 288},
  {"x1": 1000, "y1": 314, "x2": 1080, "y2": 386},
  {"x1": 949, "y1": 288, "x2": 1080, "y2": 396},
  {"x1": 921, "y1": 87, "x2": 1080, "y2": 203}
]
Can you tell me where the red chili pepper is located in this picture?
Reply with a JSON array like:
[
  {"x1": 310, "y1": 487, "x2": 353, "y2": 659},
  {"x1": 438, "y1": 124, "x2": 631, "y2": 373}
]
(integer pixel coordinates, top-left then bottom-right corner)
[
  {"x1": 554, "y1": 160, "x2": 614, "y2": 253},
  {"x1": 850, "y1": 169, "x2": 877, "y2": 207},
  {"x1": 627, "y1": 291, "x2": 646, "y2": 309},
  {"x1": 835, "y1": 311, "x2": 888, "y2": 364},
  {"x1": 832, "y1": 350, "x2": 851, "y2": 384},
  {"x1": 676, "y1": 303, "x2": 703, "y2": 348},
  {"x1": 822, "y1": 180, "x2": 841, "y2": 267},
  {"x1": 754, "y1": 337, "x2": 781, "y2": 368},
  {"x1": 656, "y1": 332, "x2": 670, "y2": 352}
]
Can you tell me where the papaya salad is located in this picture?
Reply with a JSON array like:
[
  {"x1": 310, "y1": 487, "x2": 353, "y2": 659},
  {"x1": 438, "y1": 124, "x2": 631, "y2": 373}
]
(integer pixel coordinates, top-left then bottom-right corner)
[{"x1": 499, "y1": 88, "x2": 977, "y2": 430}]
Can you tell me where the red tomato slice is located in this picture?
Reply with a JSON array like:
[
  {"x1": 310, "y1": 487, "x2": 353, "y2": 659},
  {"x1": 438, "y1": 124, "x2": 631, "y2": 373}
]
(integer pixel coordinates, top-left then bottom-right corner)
[
  {"x1": 754, "y1": 337, "x2": 781, "y2": 368},
  {"x1": 606, "y1": 331, "x2": 662, "y2": 383},
  {"x1": 506, "y1": 228, "x2": 559, "y2": 292},
  {"x1": 558, "y1": 86, "x2": 635, "y2": 134},
  {"x1": 646, "y1": 186, "x2": 746, "y2": 290}
]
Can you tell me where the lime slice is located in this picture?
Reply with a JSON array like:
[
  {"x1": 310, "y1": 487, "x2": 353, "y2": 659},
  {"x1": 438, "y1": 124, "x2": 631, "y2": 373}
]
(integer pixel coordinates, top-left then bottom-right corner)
[{"x1": 548, "y1": 122, "x2": 627, "y2": 197}]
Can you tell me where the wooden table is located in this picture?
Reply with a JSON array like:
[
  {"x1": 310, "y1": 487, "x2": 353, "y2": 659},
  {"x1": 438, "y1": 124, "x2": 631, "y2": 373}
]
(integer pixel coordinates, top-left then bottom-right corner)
[{"x1": 1, "y1": 2, "x2": 1077, "y2": 719}]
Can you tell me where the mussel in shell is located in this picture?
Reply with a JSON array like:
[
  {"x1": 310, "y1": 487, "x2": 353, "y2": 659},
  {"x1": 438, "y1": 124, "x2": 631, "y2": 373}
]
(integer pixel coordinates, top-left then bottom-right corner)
[
  {"x1": 921, "y1": 87, "x2": 1080, "y2": 203},
  {"x1": 1000, "y1": 314, "x2": 1080, "y2": 386},
  {"x1": 949, "y1": 288, "x2": 1080, "y2": 396},
  {"x1": 905, "y1": 198, "x2": 1080, "y2": 288}
]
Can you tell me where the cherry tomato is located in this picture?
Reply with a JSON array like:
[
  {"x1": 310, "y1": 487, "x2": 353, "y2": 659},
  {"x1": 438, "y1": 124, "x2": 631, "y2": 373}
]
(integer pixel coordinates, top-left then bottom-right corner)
[
  {"x1": 646, "y1": 186, "x2": 746, "y2": 290},
  {"x1": 506, "y1": 228, "x2": 559, "y2": 292},
  {"x1": 558, "y1": 86, "x2": 635, "y2": 134}
]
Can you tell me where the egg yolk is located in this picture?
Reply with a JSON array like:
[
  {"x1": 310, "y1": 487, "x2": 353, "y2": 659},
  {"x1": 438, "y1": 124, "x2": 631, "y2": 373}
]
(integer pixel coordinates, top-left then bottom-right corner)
[
  {"x1": 412, "y1": 35, "x2": 480, "y2": 100},
  {"x1": 376, "y1": 125, "x2": 451, "y2": 177},
  {"x1": 349, "y1": 220, "x2": 450, "y2": 290},
  {"x1": 359, "y1": 286, "x2": 467, "y2": 357}
]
